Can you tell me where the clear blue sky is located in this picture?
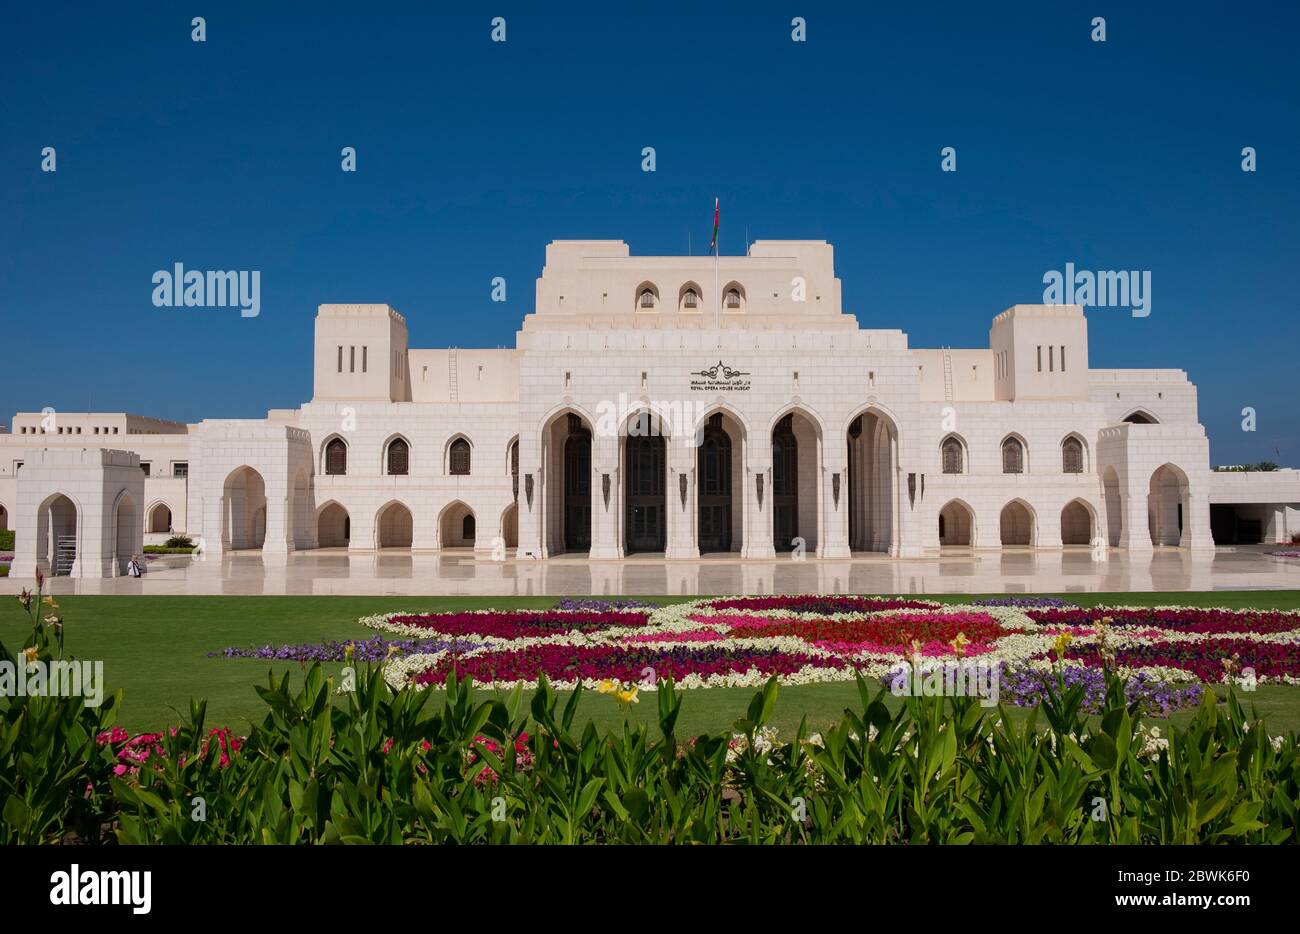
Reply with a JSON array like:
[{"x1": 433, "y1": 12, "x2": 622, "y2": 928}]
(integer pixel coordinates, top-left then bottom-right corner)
[{"x1": 2, "y1": 2, "x2": 1296, "y2": 465}]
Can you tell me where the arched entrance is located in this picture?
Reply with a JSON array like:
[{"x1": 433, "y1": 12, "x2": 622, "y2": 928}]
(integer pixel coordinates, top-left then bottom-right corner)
[
  {"x1": 1148, "y1": 464, "x2": 1189, "y2": 546},
  {"x1": 222, "y1": 466, "x2": 267, "y2": 550},
  {"x1": 938, "y1": 500, "x2": 974, "y2": 547},
  {"x1": 440, "y1": 500, "x2": 476, "y2": 548},
  {"x1": 542, "y1": 410, "x2": 593, "y2": 554},
  {"x1": 147, "y1": 502, "x2": 172, "y2": 534},
  {"x1": 624, "y1": 415, "x2": 666, "y2": 554},
  {"x1": 772, "y1": 409, "x2": 820, "y2": 553},
  {"x1": 36, "y1": 493, "x2": 78, "y2": 575},
  {"x1": 317, "y1": 501, "x2": 350, "y2": 548},
  {"x1": 376, "y1": 501, "x2": 413, "y2": 549},
  {"x1": 113, "y1": 492, "x2": 138, "y2": 575},
  {"x1": 999, "y1": 500, "x2": 1035, "y2": 546},
  {"x1": 0, "y1": 502, "x2": 8, "y2": 532},
  {"x1": 1102, "y1": 466, "x2": 1122, "y2": 546},
  {"x1": 501, "y1": 502, "x2": 518, "y2": 550},
  {"x1": 1060, "y1": 499, "x2": 1094, "y2": 546},
  {"x1": 697, "y1": 411, "x2": 742, "y2": 553},
  {"x1": 847, "y1": 408, "x2": 898, "y2": 552}
]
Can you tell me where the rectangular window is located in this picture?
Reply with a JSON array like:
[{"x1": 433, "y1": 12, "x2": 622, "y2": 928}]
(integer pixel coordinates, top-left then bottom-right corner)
[
  {"x1": 140, "y1": 462, "x2": 151, "y2": 477},
  {"x1": 1060, "y1": 345, "x2": 1066, "y2": 371},
  {"x1": 1037, "y1": 346, "x2": 1042, "y2": 372},
  {"x1": 1049, "y1": 346, "x2": 1054, "y2": 372},
  {"x1": 362, "y1": 346, "x2": 367, "y2": 373},
  {"x1": 173, "y1": 461, "x2": 189, "y2": 478},
  {"x1": 337, "y1": 346, "x2": 343, "y2": 372},
  {"x1": 349, "y1": 346, "x2": 355, "y2": 373}
]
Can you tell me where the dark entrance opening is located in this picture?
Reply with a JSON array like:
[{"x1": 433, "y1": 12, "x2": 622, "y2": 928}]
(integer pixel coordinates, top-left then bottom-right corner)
[
  {"x1": 772, "y1": 413, "x2": 799, "y2": 551},
  {"x1": 698, "y1": 413, "x2": 733, "y2": 553},
  {"x1": 563, "y1": 414, "x2": 592, "y2": 551},
  {"x1": 625, "y1": 430, "x2": 665, "y2": 553}
]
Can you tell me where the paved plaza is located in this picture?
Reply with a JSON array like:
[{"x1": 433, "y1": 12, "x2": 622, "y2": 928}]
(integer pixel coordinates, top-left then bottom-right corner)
[{"x1": 7, "y1": 546, "x2": 1298, "y2": 597}]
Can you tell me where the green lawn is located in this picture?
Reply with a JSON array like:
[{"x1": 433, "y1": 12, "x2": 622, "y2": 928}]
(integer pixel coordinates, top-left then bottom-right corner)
[{"x1": 4, "y1": 591, "x2": 1299, "y2": 735}]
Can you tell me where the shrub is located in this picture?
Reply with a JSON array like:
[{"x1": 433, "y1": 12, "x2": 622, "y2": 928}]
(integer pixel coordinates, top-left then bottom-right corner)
[
  {"x1": 2, "y1": 639, "x2": 1296, "y2": 843},
  {"x1": 0, "y1": 530, "x2": 13, "y2": 551},
  {"x1": 163, "y1": 536, "x2": 195, "y2": 550}
]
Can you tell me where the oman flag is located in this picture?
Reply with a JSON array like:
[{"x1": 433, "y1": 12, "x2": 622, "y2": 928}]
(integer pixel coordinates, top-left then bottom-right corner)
[{"x1": 709, "y1": 197, "x2": 719, "y2": 254}]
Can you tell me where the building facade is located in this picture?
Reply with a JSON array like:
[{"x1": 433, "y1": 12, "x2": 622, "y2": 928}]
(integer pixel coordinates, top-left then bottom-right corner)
[{"x1": 3, "y1": 239, "x2": 1297, "y2": 578}]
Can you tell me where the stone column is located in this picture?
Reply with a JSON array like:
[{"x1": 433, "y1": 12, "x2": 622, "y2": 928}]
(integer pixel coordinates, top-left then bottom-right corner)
[
  {"x1": 589, "y1": 435, "x2": 621, "y2": 559},
  {"x1": 819, "y1": 444, "x2": 851, "y2": 559},
  {"x1": 743, "y1": 441, "x2": 775, "y2": 560},
  {"x1": 1119, "y1": 480, "x2": 1154, "y2": 555},
  {"x1": 665, "y1": 434, "x2": 698, "y2": 559}
]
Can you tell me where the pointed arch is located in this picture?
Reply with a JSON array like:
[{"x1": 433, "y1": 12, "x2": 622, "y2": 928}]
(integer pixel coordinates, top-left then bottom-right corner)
[
  {"x1": 998, "y1": 498, "x2": 1036, "y2": 546},
  {"x1": 1121, "y1": 408, "x2": 1159, "y2": 425},
  {"x1": 938, "y1": 498, "x2": 975, "y2": 547},
  {"x1": 634, "y1": 281, "x2": 660, "y2": 312},
  {"x1": 438, "y1": 499, "x2": 476, "y2": 548},
  {"x1": 383, "y1": 433, "x2": 412, "y2": 476},
  {"x1": 1060, "y1": 498, "x2": 1096, "y2": 546},
  {"x1": 1061, "y1": 432, "x2": 1088, "y2": 474},
  {"x1": 320, "y1": 434, "x2": 349, "y2": 476},
  {"x1": 146, "y1": 500, "x2": 174, "y2": 534},
  {"x1": 221, "y1": 466, "x2": 266, "y2": 550},
  {"x1": 375, "y1": 499, "x2": 413, "y2": 549},
  {"x1": 721, "y1": 280, "x2": 746, "y2": 313},
  {"x1": 678, "y1": 281, "x2": 703, "y2": 313},
  {"x1": 940, "y1": 433, "x2": 967, "y2": 474},
  {"x1": 500, "y1": 501, "x2": 518, "y2": 550},
  {"x1": 316, "y1": 500, "x2": 351, "y2": 548},
  {"x1": 444, "y1": 434, "x2": 473, "y2": 476},
  {"x1": 1000, "y1": 433, "x2": 1027, "y2": 474},
  {"x1": 845, "y1": 404, "x2": 901, "y2": 554}
]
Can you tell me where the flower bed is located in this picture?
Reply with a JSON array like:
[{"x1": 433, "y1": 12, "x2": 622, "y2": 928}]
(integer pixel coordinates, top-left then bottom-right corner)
[
  {"x1": 406, "y1": 642, "x2": 849, "y2": 690},
  {"x1": 364, "y1": 608, "x2": 653, "y2": 642},
  {"x1": 364, "y1": 597, "x2": 1300, "y2": 703}
]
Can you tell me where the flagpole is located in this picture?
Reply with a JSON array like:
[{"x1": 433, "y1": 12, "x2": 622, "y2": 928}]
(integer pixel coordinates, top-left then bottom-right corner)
[{"x1": 714, "y1": 239, "x2": 720, "y2": 330}]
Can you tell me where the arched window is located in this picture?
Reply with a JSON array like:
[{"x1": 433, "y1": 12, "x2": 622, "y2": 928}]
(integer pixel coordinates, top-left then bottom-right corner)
[
  {"x1": 1123, "y1": 410, "x2": 1158, "y2": 425},
  {"x1": 1062, "y1": 436, "x2": 1084, "y2": 474},
  {"x1": 449, "y1": 438, "x2": 471, "y2": 476},
  {"x1": 683, "y1": 288, "x2": 698, "y2": 309},
  {"x1": 1001, "y1": 437, "x2": 1025, "y2": 474},
  {"x1": 325, "y1": 438, "x2": 347, "y2": 476},
  {"x1": 636, "y1": 285, "x2": 658, "y2": 310},
  {"x1": 725, "y1": 288, "x2": 742, "y2": 309},
  {"x1": 386, "y1": 438, "x2": 409, "y2": 476},
  {"x1": 462, "y1": 514, "x2": 476, "y2": 540},
  {"x1": 941, "y1": 437, "x2": 964, "y2": 474}
]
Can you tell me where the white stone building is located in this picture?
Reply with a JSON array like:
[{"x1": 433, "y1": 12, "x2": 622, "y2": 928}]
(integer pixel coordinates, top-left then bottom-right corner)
[{"x1": 2, "y1": 239, "x2": 1297, "y2": 578}]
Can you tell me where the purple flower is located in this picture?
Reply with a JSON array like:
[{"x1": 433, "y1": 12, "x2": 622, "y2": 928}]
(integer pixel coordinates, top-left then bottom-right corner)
[
  {"x1": 208, "y1": 635, "x2": 477, "y2": 662},
  {"x1": 972, "y1": 596, "x2": 1078, "y2": 608}
]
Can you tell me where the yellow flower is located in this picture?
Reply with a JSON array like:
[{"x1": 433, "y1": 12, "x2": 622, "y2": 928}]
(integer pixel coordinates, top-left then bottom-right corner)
[
  {"x1": 22, "y1": 646, "x2": 39, "y2": 665},
  {"x1": 343, "y1": 642, "x2": 355, "y2": 661},
  {"x1": 615, "y1": 687, "x2": 640, "y2": 707},
  {"x1": 595, "y1": 679, "x2": 618, "y2": 695},
  {"x1": 1052, "y1": 632, "x2": 1074, "y2": 660},
  {"x1": 910, "y1": 639, "x2": 924, "y2": 657},
  {"x1": 949, "y1": 632, "x2": 970, "y2": 657},
  {"x1": 42, "y1": 595, "x2": 58, "y2": 609}
]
